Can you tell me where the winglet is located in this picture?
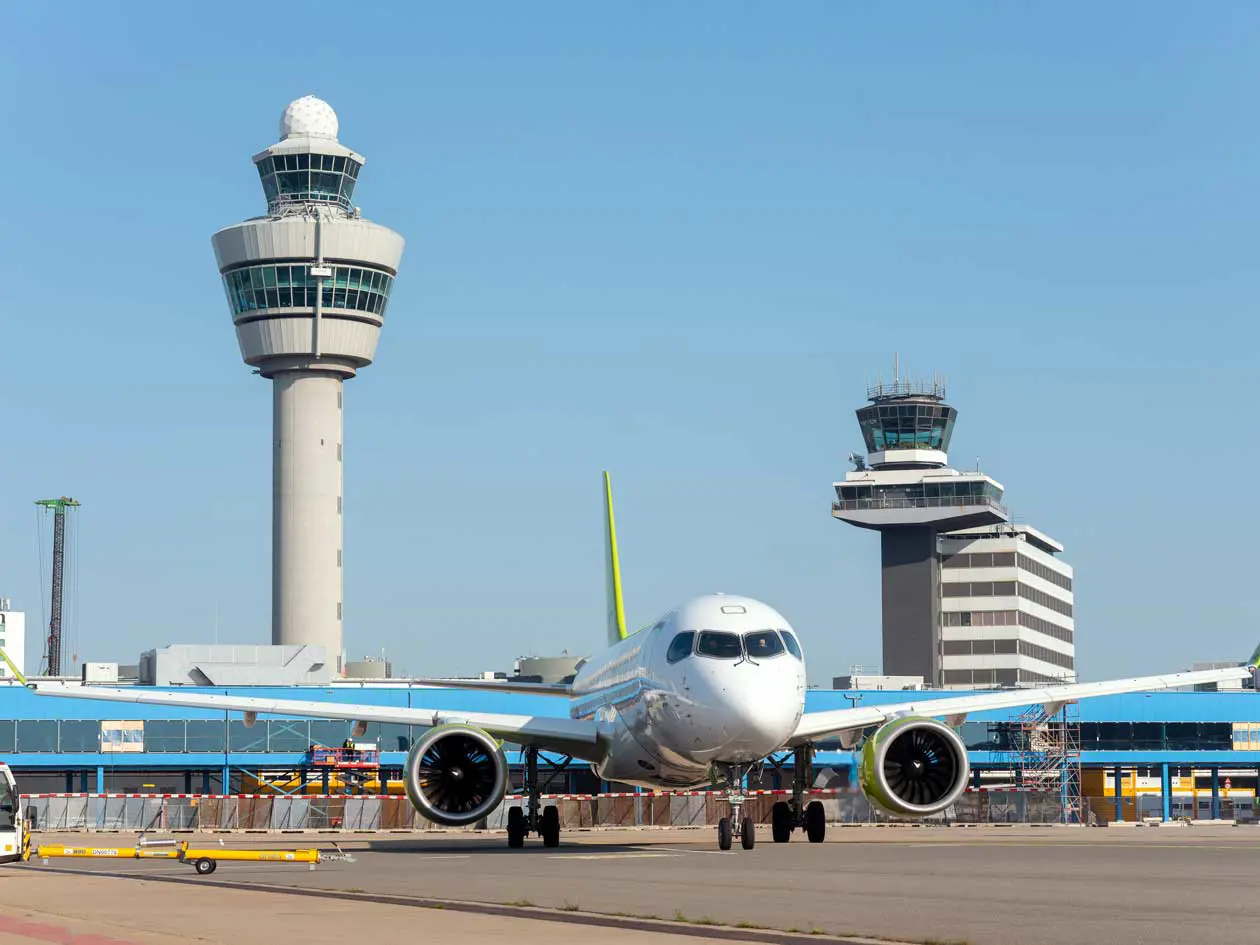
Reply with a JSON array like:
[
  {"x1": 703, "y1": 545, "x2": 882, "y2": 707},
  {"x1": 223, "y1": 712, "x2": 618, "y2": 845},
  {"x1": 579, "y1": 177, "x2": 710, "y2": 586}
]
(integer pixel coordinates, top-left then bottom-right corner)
[
  {"x1": 603, "y1": 471, "x2": 629, "y2": 645},
  {"x1": 0, "y1": 646, "x2": 28, "y2": 686},
  {"x1": 1248, "y1": 641, "x2": 1260, "y2": 671}
]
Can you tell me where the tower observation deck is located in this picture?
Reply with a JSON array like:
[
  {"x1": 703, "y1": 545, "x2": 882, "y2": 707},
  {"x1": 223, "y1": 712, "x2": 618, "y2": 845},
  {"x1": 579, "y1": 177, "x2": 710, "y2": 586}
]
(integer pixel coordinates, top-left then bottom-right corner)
[
  {"x1": 833, "y1": 374, "x2": 1009, "y2": 686},
  {"x1": 212, "y1": 96, "x2": 406, "y2": 671}
]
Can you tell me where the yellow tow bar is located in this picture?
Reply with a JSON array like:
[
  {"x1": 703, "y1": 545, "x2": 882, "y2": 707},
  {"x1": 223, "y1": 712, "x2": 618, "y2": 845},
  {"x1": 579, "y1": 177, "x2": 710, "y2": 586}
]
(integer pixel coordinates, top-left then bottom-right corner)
[{"x1": 32, "y1": 836, "x2": 354, "y2": 875}]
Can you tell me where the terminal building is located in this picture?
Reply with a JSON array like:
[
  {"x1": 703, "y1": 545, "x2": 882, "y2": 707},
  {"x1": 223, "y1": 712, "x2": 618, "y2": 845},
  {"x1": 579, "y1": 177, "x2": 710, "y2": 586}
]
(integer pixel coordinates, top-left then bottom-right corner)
[
  {"x1": 832, "y1": 375, "x2": 1075, "y2": 689},
  {"x1": 2, "y1": 680, "x2": 1259, "y2": 825}
]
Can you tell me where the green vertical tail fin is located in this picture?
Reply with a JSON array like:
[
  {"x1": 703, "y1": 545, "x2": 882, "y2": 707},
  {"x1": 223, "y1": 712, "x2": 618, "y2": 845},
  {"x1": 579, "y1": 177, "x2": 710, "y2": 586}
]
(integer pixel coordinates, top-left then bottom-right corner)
[{"x1": 603, "y1": 471, "x2": 629, "y2": 645}]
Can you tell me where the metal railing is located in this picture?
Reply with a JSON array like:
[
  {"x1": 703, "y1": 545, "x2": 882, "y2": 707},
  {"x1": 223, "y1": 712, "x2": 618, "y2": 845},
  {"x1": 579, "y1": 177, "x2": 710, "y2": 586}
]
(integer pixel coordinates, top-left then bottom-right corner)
[{"x1": 832, "y1": 495, "x2": 1008, "y2": 515}]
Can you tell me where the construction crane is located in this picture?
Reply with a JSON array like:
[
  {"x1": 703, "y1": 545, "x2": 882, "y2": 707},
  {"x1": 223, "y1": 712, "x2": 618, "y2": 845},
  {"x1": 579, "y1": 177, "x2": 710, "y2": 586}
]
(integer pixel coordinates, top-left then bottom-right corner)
[{"x1": 35, "y1": 497, "x2": 79, "y2": 677}]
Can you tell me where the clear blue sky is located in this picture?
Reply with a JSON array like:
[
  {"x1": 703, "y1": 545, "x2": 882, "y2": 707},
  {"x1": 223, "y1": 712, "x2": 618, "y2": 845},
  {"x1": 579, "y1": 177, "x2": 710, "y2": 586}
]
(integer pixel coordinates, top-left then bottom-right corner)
[{"x1": 2, "y1": 1, "x2": 1259, "y2": 682}]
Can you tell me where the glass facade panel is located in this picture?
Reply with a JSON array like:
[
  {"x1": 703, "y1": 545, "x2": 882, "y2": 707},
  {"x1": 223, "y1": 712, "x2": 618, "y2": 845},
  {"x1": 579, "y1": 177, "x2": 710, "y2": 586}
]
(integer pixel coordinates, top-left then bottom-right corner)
[
  {"x1": 16, "y1": 720, "x2": 58, "y2": 753},
  {"x1": 222, "y1": 264, "x2": 395, "y2": 317},
  {"x1": 267, "y1": 719, "x2": 311, "y2": 752},
  {"x1": 143, "y1": 720, "x2": 187, "y2": 753},
  {"x1": 229, "y1": 721, "x2": 268, "y2": 752},
  {"x1": 255, "y1": 152, "x2": 360, "y2": 212},
  {"x1": 59, "y1": 720, "x2": 101, "y2": 752},
  {"x1": 186, "y1": 720, "x2": 227, "y2": 753},
  {"x1": 0, "y1": 721, "x2": 15, "y2": 754},
  {"x1": 857, "y1": 401, "x2": 957, "y2": 453},
  {"x1": 363, "y1": 722, "x2": 412, "y2": 752},
  {"x1": 310, "y1": 720, "x2": 352, "y2": 748}
]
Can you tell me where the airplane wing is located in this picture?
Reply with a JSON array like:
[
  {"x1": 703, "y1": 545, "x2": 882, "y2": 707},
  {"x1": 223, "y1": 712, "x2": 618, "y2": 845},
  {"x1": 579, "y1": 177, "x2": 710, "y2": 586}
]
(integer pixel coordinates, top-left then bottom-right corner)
[
  {"x1": 791, "y1": 655, "x2": 1260, "y2": 745},
  {"x1": 30, "y1": 683, "x2": 602, "y2": 762},
  {"x1": 407, "y1": 678, "x2": 573, "y2": 697}
]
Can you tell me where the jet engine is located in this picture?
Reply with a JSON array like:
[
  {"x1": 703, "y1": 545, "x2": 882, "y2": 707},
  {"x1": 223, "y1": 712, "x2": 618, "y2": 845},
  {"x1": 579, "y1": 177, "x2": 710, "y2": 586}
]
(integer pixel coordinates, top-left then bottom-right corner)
[
  {"x1": 857, "y1": 716, "x2": 969, "y2": 818},
  {"x1": 403, "y1": 724, "x2": 509, "y2": 826}
]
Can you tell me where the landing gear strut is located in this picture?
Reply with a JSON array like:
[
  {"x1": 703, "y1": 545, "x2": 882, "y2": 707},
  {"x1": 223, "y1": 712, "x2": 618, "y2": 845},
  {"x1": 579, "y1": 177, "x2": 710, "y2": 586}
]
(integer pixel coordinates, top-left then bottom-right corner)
[
  {"x1": 769, "y1": 744, "x2": 826, "y2": 844},
  {"x1": 716, "y1": 763, "x2": 758, "y2": 851},
  {"x1": 506, "y1": 746, "x2": 570, "y2": 849}
]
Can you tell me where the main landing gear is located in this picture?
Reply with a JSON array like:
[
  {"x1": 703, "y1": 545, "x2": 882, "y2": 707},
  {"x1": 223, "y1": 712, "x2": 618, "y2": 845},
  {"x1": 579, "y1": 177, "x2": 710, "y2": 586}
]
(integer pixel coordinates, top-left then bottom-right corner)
[
  {"x1": 715, "y1": 763, "x2": 759, "y2": 851},
  {"x1": 767, "y1": 744, "x2": 825, "y2": 844},
  {"x1": 506, "y1": 746, "x2": 571, "y2": 849}
]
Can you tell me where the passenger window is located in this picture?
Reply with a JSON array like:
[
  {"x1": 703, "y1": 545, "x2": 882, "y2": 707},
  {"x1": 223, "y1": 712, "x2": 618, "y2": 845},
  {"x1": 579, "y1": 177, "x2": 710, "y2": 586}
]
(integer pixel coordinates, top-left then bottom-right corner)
[
  {"x1": 666, "y1": 631, "x2": 695, "y2": 664},
  {"x1": 696, "y1": 631, "x2": 742, "y2": 659},
  {"x1": 744, "y1": 630, "x2": 785, "y2": 658},
  {"x1": 780, "y1": 630, "x2": 803, "y2": 660}
]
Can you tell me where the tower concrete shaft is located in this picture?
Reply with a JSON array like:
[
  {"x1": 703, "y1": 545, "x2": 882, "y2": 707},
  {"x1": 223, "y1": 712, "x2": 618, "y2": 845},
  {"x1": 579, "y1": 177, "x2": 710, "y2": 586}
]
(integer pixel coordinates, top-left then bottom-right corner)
[
  {"x1": 272, "y1": 371, "x2": 343, "y2": 655},
  {"x1": 212, "y1": 96, "x2": 405, "y2": 670}
]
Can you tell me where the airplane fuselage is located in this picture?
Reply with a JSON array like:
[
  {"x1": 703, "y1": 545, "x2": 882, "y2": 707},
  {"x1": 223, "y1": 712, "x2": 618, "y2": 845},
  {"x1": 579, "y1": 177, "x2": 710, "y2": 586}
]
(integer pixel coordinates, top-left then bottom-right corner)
[{"x1": 568, "y1": 594, "x2": 807, "y2": 789}]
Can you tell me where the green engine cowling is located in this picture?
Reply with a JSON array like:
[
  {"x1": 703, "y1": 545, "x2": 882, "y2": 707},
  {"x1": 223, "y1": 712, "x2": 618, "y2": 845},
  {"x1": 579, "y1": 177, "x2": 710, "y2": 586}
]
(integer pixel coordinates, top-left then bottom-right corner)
[
  {"x1": 403, "y1": 723, "x2": 509, "y2": 826},
  {"x1": 858, "y1": 716, "x2": 970, "y2": 818}
]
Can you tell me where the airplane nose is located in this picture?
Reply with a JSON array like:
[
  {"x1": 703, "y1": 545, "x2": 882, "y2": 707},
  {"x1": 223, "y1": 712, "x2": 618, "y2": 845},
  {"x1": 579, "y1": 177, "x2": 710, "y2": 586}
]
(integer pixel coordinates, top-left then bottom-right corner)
[{"x1": 699, "y1": 662, "x2": 802, "y2": 760}]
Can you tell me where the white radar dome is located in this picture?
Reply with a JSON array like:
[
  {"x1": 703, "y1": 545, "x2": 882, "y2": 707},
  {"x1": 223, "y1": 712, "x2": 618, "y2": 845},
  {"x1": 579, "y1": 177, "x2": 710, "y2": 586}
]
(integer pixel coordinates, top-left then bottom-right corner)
[{"x1": 280, "y1": 95, "x2": 339, "y2": 140}]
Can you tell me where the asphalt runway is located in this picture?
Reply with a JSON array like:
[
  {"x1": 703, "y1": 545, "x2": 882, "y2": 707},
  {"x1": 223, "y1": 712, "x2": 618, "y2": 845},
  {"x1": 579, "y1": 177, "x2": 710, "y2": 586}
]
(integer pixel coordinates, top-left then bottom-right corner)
[{"x1": 23, "y1": 825, "x2": 1260, "y2": 945}]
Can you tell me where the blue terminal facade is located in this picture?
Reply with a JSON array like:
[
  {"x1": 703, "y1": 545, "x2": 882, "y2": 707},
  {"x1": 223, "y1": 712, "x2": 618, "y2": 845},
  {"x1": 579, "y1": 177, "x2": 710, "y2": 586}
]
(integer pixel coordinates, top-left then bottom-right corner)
[{"x1": 3, "y1": 682, "x2": 1259, "y2": 822}]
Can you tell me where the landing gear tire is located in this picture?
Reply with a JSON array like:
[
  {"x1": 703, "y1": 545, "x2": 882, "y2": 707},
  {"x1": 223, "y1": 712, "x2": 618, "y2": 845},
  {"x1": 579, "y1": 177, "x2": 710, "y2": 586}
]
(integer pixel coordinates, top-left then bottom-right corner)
[
  {"x1": 805, "y1": 800, "x2": 826, "y2": 844},
  {"x1": 717, "y1": 817, "x2": 733, "y2": 851},
  {"x1": 541, "y1": 804, "x2": 561, "y2": 848},
  {"x1": 771, "y1": 801, "x2": 792, "y2": 843},
  {"x1": 193, "y1": 857, "x2": 217, "y2": 875},
  {"x1": 740, "y1": 815, "x2": 756, "y2": 850},
  {"x1": 507, "y1": 806, "x2": 526, "y2": 849}
]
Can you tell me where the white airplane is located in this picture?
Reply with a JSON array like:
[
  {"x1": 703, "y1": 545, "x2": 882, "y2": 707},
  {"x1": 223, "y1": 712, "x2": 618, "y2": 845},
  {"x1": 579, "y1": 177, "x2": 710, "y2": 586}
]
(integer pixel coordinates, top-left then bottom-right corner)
[{"x1": 27, "y1": 473, "x2": 1260, "y2": 851}]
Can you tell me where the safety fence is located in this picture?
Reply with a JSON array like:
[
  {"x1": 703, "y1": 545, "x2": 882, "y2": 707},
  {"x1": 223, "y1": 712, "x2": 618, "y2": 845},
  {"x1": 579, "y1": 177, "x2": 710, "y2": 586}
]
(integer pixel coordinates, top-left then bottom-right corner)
[{"x1": 20, "y1": 787, "x2": 1076, "y2": 832}]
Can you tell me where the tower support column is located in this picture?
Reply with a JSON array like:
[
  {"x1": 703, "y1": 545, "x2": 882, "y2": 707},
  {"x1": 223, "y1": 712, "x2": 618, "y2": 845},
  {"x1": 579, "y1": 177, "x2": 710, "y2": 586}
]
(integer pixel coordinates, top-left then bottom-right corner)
[
  {"x1": 272, "y1": 370, "x2": 344, "y2": 667},
  {"x1": 880, "y1": 527, "x2": 940, "y2": 685}
]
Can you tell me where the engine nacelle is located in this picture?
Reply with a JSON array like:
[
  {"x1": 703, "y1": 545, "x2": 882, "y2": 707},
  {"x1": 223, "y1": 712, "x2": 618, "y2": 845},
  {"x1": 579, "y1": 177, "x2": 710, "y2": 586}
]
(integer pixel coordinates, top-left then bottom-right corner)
[
  {"x1": 403, "y1": 724, "x2": 508, "y2": 827},
  {"x1": 857, "y1": 716, "x2": 970, "y2": 818}
]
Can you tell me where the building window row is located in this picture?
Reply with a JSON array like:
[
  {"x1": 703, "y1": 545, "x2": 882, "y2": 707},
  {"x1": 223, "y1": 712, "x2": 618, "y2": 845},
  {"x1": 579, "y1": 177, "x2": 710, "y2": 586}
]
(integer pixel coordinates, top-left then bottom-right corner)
[
  {"x1": 959, "y1": 721, "x2": 1234, "y2": 753},
  {"x1": 944, "y1": 639, "x2": 1019, "y2": 656},
  {"x1": 0, "y1": 718, "x2": 416, "y2": 754},
  {"x1": 941, "y1": 580, "x2": 1072, "y2": 618},
  {"x1": 942, "y1": 551, "x2": 1016, "y2": 570},
  {"x1": 940, "y1": 639, "x2": 1073, "y2": 669},
  {"x1": 1015, "y1": 553, "x2": 1072, "y2": 592},
  {"x1": 943, "y1": 667, "x2": 1073, "y2": 687},
  {"x1": 223, "y1": 264, "x2": 394, "y2": 317},
  {"x1": 942, "y1": 580, "x2": 1016, "y2": 598},
  {"x1": 1018, "y1": 641, "x2": 1075, "y2": 670},
  {"x1": 941, "y1": 610, "x2": 1073, "y2": 644},
  {"x1": 941, "y1": 551, "x2": 1072, "y2": 592},
  {"x1": 944, "y1": 609, "x2": 1017, "y2": 628}
]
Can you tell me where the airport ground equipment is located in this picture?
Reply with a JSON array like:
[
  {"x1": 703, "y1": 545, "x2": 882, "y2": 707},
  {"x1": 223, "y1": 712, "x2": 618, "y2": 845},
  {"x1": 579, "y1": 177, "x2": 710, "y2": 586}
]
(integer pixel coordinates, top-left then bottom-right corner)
[{"x1": 30, "y1": 835, "x2": 355, "y2": 875}]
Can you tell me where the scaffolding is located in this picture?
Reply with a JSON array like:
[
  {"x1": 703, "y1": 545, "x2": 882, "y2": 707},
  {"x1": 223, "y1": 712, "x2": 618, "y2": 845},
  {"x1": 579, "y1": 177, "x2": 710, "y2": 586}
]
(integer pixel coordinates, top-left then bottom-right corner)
[{"x1": 999, "y1": 702, "x2": 1083, "y2": 824}]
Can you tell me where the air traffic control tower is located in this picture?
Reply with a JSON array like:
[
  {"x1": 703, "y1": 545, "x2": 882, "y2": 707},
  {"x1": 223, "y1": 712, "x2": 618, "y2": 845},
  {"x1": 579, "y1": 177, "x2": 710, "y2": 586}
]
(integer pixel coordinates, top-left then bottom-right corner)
[
  {"x1": 212, "y1": 96, "x2": 405, "y2": 670},
  {"x1": 832, "y1": 376, "x2": 1009, "y2": 687}
]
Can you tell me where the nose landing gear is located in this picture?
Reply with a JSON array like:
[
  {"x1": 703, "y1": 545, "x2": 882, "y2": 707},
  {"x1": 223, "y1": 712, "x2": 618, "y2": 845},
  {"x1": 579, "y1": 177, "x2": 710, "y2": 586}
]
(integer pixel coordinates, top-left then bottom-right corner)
[{"x1": 716, "y1": 763, "x2": 758, "y2": 851}]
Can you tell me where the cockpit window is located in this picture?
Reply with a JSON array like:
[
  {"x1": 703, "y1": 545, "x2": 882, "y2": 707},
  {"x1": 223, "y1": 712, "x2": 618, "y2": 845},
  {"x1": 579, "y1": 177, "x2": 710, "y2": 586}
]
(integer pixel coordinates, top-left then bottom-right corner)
[
  {"x1": 666, "y1": 631, "x2": 695, "y2": 664},
  {"x1": 696, "y1": 631, "x2": 742, "y2": 659},
  {"x1": 744, "y1": 630, "x2": 785, "y2": 658},
  {"x1": 780, "y1": 629, "x2": 803, "y2": 660}
]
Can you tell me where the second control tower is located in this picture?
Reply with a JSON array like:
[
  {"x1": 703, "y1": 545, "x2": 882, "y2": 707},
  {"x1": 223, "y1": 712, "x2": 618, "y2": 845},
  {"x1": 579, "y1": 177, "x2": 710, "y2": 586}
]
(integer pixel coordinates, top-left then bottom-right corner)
[
  {"x1": 832, "y1": 375, "x2": 1008, "y2": 686},
  {"x1": 212, "y1": 96, "x2": 405, "y2": 670}
]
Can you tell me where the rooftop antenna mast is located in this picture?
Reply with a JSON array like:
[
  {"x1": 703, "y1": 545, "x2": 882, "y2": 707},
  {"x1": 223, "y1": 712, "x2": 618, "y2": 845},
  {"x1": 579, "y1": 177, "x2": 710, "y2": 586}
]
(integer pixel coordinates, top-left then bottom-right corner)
[{"x1": 35, "y1": 497, "x2": 80, "y2": 677}]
